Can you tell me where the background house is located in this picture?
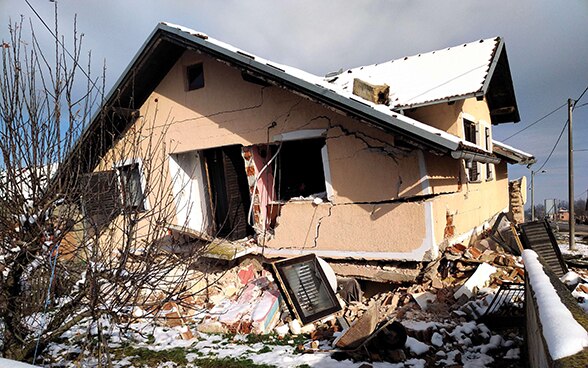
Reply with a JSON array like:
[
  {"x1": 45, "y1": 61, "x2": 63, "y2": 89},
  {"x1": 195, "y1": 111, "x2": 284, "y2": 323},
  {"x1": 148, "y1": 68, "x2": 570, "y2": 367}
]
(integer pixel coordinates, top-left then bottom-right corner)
[{"x1": 72, "y1": 23, "x2": 534, "y2": 267}]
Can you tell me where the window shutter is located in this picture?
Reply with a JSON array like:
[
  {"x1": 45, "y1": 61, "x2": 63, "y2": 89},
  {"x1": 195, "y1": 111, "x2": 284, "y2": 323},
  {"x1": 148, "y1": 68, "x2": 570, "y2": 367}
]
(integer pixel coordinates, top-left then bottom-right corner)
[{"x1": 79, "y1": 170, "x2": 121, "y2": 232}]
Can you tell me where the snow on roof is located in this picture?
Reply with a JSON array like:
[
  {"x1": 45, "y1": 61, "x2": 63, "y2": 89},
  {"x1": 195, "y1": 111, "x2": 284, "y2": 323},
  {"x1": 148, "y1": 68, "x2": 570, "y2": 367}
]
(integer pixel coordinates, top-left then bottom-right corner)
[
  {"x1": 492, "y1": 139, "x2": 535, "y2": 165},
  {"x1": 326, "y1": 37, "x2": 500, "y2": 110},
  {"x1": 522, "y1": 249, "x2": 588, "y2": 360},
  {"x1": 161, "y1": 22, "x2": 467, "y2": 151},
  {"x1": 159, "y1": 23, "x2": 526, "y2": 163}
]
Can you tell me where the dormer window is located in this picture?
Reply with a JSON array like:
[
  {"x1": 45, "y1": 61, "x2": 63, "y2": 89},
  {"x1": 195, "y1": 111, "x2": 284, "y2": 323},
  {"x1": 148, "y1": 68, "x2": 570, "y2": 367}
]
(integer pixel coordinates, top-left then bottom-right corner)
[{"x1": 187, "y1": 63, "x2": 204, "y2": 90}]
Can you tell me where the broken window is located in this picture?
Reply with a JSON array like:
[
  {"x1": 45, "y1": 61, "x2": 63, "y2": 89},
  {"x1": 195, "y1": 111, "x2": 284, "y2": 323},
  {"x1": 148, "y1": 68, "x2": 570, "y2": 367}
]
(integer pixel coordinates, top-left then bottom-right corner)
[
  {"x1": 187, "y1": 63, "x2": 205, "y2": 91},
  {"x1": 463, "y1": 119, "x2": 480, "y2": 182},
  {"x1": 273, "y1": 138, "x2": 327, "y2": 200},
  {"x1": 272, "y1": 254, "x2": 341, "y2": 325},
  {"x1": 117, "y1": 162, "x2": 145, "y2": 212}
]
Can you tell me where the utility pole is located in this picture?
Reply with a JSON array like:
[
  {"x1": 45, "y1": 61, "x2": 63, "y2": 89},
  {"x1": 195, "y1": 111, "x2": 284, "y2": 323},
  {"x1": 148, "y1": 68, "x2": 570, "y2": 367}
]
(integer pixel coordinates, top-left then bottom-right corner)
[{"x1": 569, "y1": 98, "x2": 576, "y2": 251}]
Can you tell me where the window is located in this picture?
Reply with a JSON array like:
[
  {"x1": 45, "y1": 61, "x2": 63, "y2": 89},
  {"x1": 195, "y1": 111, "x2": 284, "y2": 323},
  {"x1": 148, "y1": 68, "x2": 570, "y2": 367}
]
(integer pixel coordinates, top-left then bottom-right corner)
[
  {"x1": 273, "y1": 138, "x2": 327, "y2": 201},
  {"x1": 463, "y1": 119, "x2": 480, "y2": 182},
  {"x1": 187, "y1": 63, "x2": 204, "y2": 91},
  {"x1": 117, "y1": 162, "x2": 145, "y2": 212},
  {"x1": 272, "y1": 254, "x2": 341, "y2": 325},
  {"x1": 485, "y1": 127, "x2": 494, "y2": 180},
  {"x1": 79, "y1": 170, "x2": 121, "y2": 231}
]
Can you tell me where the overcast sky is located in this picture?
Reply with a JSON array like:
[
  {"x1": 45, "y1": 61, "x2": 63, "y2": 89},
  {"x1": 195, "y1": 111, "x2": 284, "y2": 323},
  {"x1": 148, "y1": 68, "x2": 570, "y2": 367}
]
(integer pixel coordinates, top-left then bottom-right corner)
[{"x1": 2, "y1": 0, "x2": 588, "y2": 208}]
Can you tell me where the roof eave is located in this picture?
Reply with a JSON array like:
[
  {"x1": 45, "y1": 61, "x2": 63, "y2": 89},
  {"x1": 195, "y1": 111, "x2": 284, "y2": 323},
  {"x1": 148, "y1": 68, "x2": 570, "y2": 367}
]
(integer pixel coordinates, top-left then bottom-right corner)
[
  {"x1": 493, "y1": 140, "x2": 536, "y2": 165},
  {"x1": 158, "y1": 23, "x2": 460, "y2": 153}
]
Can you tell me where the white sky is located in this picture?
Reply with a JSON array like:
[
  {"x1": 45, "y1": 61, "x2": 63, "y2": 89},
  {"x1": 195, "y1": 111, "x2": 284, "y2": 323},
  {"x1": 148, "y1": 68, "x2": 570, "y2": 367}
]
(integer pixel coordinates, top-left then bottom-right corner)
[{"x1": 2, "y1": 0, "x2": 588, "y2": 207}]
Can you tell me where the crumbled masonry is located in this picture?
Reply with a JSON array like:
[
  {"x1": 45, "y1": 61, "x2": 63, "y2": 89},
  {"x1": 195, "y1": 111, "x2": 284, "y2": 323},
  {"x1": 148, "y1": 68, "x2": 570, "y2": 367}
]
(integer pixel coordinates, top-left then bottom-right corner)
[{"x1": 120, "y1": 215, "x2": 531, "y2": 365}]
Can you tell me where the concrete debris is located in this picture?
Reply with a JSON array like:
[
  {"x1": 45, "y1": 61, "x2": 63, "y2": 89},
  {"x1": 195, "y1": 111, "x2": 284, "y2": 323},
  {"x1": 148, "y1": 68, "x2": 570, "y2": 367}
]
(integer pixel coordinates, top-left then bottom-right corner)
[
  {"x1": 411, "y1": 291, "x2": 437, "y2": 311},
  {"x1": 141, "y1": 214, "x2": 531, "y2": 364},
  {"x1": 453, "y1": 263, "x2": 498, "y2": 300}
]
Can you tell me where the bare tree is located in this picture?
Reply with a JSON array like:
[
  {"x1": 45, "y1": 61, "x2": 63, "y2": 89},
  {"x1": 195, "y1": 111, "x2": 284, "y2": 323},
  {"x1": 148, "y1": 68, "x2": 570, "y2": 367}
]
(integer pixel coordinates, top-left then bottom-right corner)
[{"x1": 0, "y1": 13, "x2": 222, "y2": 365}]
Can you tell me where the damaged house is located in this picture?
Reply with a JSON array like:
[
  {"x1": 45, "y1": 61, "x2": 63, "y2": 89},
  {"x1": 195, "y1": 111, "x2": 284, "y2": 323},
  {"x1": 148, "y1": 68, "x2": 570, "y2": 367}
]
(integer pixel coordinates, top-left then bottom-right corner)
[{"x1": 69, "y1": 23, "x2": 534, "y2": 279}]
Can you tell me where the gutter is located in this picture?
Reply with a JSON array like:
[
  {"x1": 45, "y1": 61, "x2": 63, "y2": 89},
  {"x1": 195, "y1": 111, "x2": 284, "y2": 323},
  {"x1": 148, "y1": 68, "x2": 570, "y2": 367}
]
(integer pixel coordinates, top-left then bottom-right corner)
[{"x1": 451, "y1": 150, "x2": 501, "y2": 164}]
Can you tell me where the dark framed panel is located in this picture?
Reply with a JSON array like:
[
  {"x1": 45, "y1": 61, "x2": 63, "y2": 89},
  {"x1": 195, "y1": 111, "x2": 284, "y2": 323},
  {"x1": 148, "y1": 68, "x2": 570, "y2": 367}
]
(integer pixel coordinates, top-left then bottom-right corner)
[{"x1": 272, "y1": 254, "x2": 341, "y2": 325}]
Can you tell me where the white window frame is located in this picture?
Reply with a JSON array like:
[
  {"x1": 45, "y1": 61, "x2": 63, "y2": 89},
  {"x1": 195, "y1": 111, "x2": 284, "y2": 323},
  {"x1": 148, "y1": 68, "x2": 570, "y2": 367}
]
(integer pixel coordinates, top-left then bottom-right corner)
[{"x1": 113, "y1": 158, "x2": 150, "y2": 212}]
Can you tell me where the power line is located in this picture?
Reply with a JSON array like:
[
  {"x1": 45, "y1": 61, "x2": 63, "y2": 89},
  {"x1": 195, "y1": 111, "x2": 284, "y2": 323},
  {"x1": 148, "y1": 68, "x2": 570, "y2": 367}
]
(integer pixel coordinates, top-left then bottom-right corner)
[
  {"x1": 535, "y1": 118, "x2": 568, "y2": 172},
  {"x1": 23, "y1": 0, "x2": 99, "y2": 92},
  {"x1": 573, "y1": 85, "x2": 588, "y2": 108},
  {"x1": 532, "y1": 85, "x2": 588, "y2": 172},
  {"x1": 502, "y1": 103, "x2": 566, "y2": 142}
]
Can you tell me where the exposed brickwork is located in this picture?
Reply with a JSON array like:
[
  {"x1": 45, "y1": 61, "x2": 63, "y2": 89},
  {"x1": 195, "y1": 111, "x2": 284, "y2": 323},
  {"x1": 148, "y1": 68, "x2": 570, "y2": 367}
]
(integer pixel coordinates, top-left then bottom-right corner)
[{"x1": 508, "y1": 178, "x2": 525, "y2": 224}]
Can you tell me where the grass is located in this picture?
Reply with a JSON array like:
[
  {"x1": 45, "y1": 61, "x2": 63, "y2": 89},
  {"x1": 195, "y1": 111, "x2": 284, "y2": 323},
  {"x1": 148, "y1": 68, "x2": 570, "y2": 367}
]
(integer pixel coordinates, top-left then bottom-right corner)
[
  {"x1": 118, "y1": 344, "x2": 279, "y2": 367},
  {"x1": 121, "y1": 347, "x2": 188, "y2": 366},
  {"x1": 191, "y1": 357, "x2": 276, "y2": 368}
]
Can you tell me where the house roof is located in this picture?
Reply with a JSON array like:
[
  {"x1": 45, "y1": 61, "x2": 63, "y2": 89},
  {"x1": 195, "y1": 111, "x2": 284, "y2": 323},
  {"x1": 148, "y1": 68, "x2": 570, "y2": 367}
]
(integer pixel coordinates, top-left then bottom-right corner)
[
  {"x1": 492, "y1": 140, "x2": 536, "y2": 165},
  {"x1": 67, "y1": 23, "x2": 531, "y2": 176},
  {"x1": 327, "y1": 37, "x2": 520, "y2": 124}
]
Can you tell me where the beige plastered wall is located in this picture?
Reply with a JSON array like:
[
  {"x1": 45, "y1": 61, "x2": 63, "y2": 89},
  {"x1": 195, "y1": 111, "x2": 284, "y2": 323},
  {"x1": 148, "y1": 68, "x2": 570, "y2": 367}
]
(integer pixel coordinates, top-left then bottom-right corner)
[
  {"x1": 407, "y1": 97, "x2": 510, "y2": 247},
  {"x1": 96, "y1": 50, "x2": 511, "y2": 261}
]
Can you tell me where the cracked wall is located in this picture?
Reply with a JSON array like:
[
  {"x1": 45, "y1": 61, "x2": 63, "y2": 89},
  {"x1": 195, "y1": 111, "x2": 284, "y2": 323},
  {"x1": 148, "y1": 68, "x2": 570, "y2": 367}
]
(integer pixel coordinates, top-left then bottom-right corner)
[{"x1": 100, "y1": 50, "x2": 512, "y2": 262}]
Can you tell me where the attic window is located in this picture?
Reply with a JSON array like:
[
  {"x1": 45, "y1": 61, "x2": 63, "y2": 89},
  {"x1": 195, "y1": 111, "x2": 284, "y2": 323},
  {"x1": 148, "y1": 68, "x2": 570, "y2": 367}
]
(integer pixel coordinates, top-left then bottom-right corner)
[{"x1": 187, "y1": 63, "x2": 205, "y2": 90}]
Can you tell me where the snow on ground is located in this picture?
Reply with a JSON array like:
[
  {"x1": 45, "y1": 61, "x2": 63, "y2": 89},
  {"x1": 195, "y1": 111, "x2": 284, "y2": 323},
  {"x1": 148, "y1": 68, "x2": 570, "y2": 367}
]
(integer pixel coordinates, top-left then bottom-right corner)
[
  {"x1": 523, "y1": 249, "x2": 588, "y2": 360},
  {"x1": 36, "y1": 303, "x2": 524, "y2": 368}
]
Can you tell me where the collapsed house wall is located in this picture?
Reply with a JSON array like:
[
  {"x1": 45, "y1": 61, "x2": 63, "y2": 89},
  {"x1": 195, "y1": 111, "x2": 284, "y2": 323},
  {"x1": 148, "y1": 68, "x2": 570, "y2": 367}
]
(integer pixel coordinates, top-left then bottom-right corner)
[{"x1": 92, "y1": 50, "x2": 512, "y2": 261}]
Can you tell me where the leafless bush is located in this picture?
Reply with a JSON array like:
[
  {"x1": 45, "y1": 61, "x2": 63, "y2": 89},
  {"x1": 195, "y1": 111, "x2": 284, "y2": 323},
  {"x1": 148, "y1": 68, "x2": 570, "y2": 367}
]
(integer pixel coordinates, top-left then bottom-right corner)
[{"x1": 0, "y1": 12, "x2": 218, "y2": 364}]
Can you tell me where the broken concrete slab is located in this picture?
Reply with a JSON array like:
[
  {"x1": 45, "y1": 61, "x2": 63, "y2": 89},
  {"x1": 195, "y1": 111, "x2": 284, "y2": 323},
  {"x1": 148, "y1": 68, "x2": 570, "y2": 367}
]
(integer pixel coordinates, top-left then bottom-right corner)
[
  {"x1": 411, "y1": 292, "x2": 437, "y2": 311},
  {"x1": 454, "y1": 263, "x2": 498, "y2": 300},
  {"x1": 336, "y1": 302, "x2": 380, "y2": 349},
  {"x1": 329, "y1": 261, "x2": 421, "y2": 284}
]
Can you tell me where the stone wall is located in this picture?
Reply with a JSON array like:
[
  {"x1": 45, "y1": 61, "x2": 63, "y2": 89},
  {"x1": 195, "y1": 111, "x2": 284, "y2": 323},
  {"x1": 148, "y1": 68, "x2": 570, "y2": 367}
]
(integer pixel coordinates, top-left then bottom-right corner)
[{"x1": 508, "y1": 177, "x2": 526, "y2": 224}]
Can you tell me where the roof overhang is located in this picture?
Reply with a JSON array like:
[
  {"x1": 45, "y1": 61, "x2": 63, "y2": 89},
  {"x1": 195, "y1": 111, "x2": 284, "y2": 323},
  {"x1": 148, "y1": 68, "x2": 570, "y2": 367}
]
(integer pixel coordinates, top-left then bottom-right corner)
[
  {"x1": 395, "y1": 38, "x2": 520, "y2": 125},
  {"x1": 64, "y1": 24, "x2": 526, "y2": 178},
  {"x1": 493, "y1": 140, "x2": 535, "y2": 165}
]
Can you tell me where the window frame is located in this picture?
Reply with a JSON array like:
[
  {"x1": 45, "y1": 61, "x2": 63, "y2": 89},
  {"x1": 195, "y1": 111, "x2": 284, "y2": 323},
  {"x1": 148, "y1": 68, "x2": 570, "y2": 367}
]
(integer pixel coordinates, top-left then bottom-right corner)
[
  {"x1": 186, "y1": 62, "x2": 205, "y2": 91},
  {"x1": 462, "y1": 116, "x2": 482, "y2": 183},
  {"x1": 114, "y1": 158, "x2": 149, "y2": 213},
  {"x1": 270, "y1": 129, "x2": 333, "y2": 201},
  {"x1": 484, "y1": 125, "x2": 494, "y2": 181}
]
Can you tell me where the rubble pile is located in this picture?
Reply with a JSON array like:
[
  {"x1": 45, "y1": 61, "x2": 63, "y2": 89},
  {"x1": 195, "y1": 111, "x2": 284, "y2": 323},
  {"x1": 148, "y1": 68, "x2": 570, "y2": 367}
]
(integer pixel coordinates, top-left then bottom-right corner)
[{"x1": 136, "y1": 224, "x2": 528, "y2": 365}]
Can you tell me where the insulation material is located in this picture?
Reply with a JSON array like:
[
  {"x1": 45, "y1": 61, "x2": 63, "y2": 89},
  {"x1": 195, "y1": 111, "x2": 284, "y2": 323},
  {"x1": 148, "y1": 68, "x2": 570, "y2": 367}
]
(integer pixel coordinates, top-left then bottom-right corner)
[
  {"x1": 251, "y1": 290, "x2": 282, "y2": 334},
  {"x1": 242, "y1": 146, "x2": 276, "y2": 232}
]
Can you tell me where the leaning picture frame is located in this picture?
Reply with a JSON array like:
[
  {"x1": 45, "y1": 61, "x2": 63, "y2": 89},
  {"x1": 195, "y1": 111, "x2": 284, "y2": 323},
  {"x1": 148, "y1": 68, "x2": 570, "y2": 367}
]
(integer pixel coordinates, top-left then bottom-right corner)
[{"x1": 271, "y1": 254, "x2": 341, "y2": 325}]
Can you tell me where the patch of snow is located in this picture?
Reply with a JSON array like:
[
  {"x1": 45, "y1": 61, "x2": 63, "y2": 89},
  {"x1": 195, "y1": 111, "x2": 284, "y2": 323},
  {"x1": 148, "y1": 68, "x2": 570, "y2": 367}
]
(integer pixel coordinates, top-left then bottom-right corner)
[
  {"x1": 504, "y1": 348, "x2": 520, "y2": 360},
  {"x1": 400, "y1": 320, "x2": 440, "y2": 331},
  {"x1": 0, "y1": 358, "x2": 40, "y2": 367},
  {"x1": 561, "y1": 271, "x2": 582, "y2": 287},
  {"x1": 478, "y1": 334, "x2": 502, "y2": 354},
  {"x1": 523, "y1": 249, "x2": 588, "y2": 360},
  {"x1": 431, "y1": 331, "x2": 443, "y2": 347},
  {"x1": 462, "y1": 350, "x2": 494, "y2": 367},
  {"x1": 405, "y1": 336, "x2": 430, "y2": 355},
  {"x1": 437, "y1": 350, "x2": 461, "y2": 366}
]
